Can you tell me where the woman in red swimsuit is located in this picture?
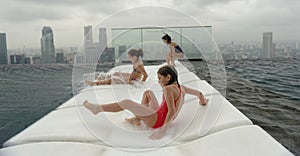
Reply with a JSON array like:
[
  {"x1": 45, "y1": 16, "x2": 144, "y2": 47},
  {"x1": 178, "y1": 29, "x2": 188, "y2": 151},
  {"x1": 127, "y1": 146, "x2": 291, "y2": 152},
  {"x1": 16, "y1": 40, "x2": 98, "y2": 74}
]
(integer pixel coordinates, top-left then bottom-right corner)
[{"x1": 83, "y1": 65, "x2": 208, "y2": 139}]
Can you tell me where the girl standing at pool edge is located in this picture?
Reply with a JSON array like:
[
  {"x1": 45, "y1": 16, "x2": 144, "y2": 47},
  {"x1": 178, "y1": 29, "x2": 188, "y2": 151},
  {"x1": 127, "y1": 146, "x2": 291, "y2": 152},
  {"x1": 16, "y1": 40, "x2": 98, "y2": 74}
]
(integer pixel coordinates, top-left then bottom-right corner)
[{"x1": 162, "y1": 34, "x2": 184, "y2": 67}]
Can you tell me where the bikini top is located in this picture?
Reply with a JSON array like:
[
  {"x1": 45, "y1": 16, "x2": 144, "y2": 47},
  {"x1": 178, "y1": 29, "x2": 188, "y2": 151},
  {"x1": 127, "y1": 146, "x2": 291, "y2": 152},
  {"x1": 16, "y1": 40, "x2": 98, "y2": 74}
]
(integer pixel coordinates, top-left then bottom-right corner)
[{"x1": 132, "y1": 64, "x2": 142, "y2": 74}]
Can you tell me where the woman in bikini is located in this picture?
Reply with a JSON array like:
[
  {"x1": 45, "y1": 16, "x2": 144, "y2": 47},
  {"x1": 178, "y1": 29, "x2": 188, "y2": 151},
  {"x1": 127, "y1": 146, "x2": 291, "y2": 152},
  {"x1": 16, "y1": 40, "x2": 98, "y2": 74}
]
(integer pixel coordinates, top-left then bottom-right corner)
[
  {"x1": 85, "y1": 48, "x2": 148, "y2": 86},
  {"x1": 162, "y1": 34, "x2": 184, "y2": 67},
  {"x1": 83, "y1": 65, "x2": 208, "y2": 139}
]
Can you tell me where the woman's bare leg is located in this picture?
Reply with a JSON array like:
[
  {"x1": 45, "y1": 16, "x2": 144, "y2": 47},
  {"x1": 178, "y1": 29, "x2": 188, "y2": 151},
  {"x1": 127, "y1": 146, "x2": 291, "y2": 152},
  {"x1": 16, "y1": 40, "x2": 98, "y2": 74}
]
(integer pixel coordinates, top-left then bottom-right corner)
[
  {"x1": 141, "y1": 90, "x2": 159, "y2": 109},
  {"x1": 126, "y1": 90, "x2": 159, "y2": 126},
  {"x1": 111, "y1": 77, "x2": 129, "y2": 84},
  {"x1": 93, "y1": 76, "x2": 128, "y2": 86},
  {"x1": 175, "y1": 53, "x2": 184, "y2": 59},
  {"x1": 83, "y1": 100, "x2": 122, "y2": 114},
  {"x1": 165, "y1": 53, "x2": 171, "y2": 65},
  {"x1": 100, "y1": 73, "x2": 129, "y2": 84},
  {"x1": 170, "y1": 51, "x2": 176, "y2": 66},
  {"x1": 83, "y1": 99, "x2": 157, "y2": 128},
  {"x1": 96, "y1": 79, "x2": 112, "y2": 85},
  {"x1": 84, "y1": 79, "x2": 112, "y2": 86},
  {"x1": 85, "y1": 80, "x2": 97, "y2": 86}
]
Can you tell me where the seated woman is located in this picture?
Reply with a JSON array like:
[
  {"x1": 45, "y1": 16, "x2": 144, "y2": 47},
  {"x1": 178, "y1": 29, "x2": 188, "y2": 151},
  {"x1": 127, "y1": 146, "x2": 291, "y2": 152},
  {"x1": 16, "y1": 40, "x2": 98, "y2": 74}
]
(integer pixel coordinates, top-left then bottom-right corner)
[
  {"x1": 83, "y1": 65, "x2": 208, "y2": 139},
  {"x1": 162, "y1": 34, "x2": 184, "y2": 67},
  {"x1": 85, "y1": 48, "x2": 148, "y2": 86}
]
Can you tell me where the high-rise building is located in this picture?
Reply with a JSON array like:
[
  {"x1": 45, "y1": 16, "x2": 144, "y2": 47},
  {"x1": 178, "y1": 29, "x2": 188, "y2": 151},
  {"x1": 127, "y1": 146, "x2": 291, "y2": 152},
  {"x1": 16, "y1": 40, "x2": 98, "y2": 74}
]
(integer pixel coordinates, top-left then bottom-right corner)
[
  {"x1": 84, "y1": 26, "x2": 93, "y2": 48},
  {"x1": 99, "y1": 28, "x2": 107, "y2": 53},
  {"x1": 84, "y1": 26, "x2": 97, "y2": 64},
  {"x1": 263, "y1": 32, "x2": 274, "y2": 58},
  {"x1": 84, "y1": 26, "x2": 111, "y2": 64},
  {"x1": 85, "y1": 43, "x2": 100, "y2": 64},
  {"x1": 0, "y1": 33, "x2": 8, "y2": 64},
  {"x1": 41, "y1": 26, "x2": 55, "y2": 64}
]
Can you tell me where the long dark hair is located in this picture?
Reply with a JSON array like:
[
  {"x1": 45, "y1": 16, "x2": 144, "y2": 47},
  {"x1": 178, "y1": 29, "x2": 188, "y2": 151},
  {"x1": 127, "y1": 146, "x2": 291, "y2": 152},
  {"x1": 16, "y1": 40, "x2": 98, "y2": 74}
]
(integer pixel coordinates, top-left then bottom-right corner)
[
  {"x1": 161, "y1": 34, "x2": 172, "y2": 44},
  {"x1": 157, "y1": 65, "x2": 179, "y2": 86},
  {"x1": 128, "y1": 48, "x2": 144, "y2": 58}
]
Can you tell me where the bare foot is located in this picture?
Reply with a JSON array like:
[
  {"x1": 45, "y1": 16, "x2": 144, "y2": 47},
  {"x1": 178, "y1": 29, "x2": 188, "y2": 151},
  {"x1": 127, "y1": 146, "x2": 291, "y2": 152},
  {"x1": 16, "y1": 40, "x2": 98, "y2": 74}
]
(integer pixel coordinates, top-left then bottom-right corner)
[
  {"x1": 85, "y1": 80, "x2": 96, "y2": 86},
  {"x1": 83, "y1": 100, "x2": 102, "y2": 114},
  {"x1": 125, "y1": 117, "x2": 141, "y2": 126}
]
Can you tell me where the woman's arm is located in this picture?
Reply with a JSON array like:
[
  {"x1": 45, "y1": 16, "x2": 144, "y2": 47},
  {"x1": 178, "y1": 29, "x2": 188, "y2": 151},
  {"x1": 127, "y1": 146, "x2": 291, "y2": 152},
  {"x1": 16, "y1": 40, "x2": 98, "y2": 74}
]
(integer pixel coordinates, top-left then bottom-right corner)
[
  {"x1": 137, "y1": 65, "x2": 148, "y2": 82},
  {"x1": 169, "y1": 44, "x2": 175, "y2": 55},
  {"x1": 182, "y1": 85, "x2": 208, "y2": 105}
]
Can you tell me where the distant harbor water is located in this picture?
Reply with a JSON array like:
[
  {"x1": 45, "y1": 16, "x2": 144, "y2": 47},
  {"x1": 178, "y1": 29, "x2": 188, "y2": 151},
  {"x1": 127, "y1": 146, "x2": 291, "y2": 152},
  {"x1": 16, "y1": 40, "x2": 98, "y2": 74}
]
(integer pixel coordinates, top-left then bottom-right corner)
[
  {"x1": 0, "y1": 64, "x2": 73, "y2": 147},
  {"x1": 0, "y1": 59, "x2": 299, "y2": 155}
]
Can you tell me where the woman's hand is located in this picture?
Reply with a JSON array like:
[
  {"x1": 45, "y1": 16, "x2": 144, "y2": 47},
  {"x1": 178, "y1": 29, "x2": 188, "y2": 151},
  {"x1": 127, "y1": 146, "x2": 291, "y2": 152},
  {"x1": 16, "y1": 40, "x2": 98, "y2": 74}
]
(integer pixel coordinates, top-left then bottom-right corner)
[{"x1": 199, "y1": 98, "x2": 209, "y2": 106}]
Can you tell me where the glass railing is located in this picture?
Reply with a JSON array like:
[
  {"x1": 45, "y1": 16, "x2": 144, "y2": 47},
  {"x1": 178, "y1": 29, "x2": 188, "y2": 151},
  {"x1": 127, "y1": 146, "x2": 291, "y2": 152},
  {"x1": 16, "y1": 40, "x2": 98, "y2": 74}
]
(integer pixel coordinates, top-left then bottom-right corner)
[{"x1": 110, "y1": 26, "x2": 212, "y2": 61}]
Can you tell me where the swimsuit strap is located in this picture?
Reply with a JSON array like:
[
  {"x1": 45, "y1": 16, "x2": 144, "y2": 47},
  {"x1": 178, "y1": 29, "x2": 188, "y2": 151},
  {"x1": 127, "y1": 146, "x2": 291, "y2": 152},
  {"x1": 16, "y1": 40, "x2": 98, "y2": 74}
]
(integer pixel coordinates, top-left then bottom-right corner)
[
  {"x1": 174, "y1": 85, "x2": 182, "y2": 102},
  {"x1": 162, "y1": 85, "x2": 182, "y2": 102}
]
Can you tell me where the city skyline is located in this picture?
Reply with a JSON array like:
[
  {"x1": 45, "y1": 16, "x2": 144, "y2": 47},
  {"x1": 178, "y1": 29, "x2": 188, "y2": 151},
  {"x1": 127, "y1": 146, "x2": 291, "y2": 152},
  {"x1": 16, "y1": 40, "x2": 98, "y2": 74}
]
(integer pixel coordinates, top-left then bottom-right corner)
[
  {"x1": 2, "y1": 28, "x2": 299, "y2": 65},
  {"x1": 0, "y1": 0, "x2": 299, "y2": 49}
]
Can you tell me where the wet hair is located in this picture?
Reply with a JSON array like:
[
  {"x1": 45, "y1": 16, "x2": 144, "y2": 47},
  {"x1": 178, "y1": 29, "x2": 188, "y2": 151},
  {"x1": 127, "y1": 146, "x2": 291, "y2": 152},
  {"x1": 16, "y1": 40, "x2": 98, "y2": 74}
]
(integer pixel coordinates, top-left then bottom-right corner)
[
  {"x1": 161, "y1": 34, "x2": 172, "y2": 44},
  {"x1": 128, "y1": 48, "x2": 144, "y2": 58},
  {"x1": 157, "y1": 65, "x2": 180, "y2": 86}
]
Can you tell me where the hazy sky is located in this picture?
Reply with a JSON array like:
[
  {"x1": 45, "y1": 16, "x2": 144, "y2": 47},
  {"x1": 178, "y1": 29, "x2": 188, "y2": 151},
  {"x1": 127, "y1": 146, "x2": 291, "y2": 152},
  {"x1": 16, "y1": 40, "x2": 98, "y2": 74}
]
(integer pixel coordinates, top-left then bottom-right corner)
[{"x1": 0, "y1": 0, "x2": 299, "y2": 49}]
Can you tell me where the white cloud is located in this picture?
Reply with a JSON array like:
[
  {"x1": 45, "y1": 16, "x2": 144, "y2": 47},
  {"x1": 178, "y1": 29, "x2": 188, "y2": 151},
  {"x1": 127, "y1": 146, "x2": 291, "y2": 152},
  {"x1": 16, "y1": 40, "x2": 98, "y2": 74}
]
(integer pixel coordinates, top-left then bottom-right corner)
[{"x1": 0, "y1": 0, "x2": 299, "y2": 49}]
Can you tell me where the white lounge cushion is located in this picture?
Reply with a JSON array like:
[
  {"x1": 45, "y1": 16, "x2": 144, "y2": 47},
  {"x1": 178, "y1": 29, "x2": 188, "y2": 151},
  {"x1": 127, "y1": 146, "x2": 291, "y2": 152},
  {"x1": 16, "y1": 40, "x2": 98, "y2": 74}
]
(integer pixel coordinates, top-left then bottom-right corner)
[
  {"x1": 172, "y1": 94, "x2": 253, "y2": 144},
  {"x1": 4, "y1": 94, "x2": 252, "y2": 148},
  {"x1": 0, "y1": 126, "x2": 293, "y2": 156}
]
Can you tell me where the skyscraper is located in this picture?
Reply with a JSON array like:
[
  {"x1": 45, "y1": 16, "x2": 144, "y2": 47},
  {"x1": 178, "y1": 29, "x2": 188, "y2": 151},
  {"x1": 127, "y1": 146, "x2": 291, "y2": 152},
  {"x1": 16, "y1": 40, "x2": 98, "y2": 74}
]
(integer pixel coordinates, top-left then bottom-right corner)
[
  {"x1": 84, "y1": 26, "x2": 93, "y2": 48},
  {"x1": 99, "y1": 27, "x2": 107, "y2": 53},
  {"x1": 84, "y1": 26, "x2": 111, "y2": 63},
  {"x1": 41, "y1": 26, "x2": 55, "y2": 64},
  {"x1": 84, "y1": 26, "x2": 97, "y2": 64},
  {"x1": 85, "y1": 43, "x2": 100, "y2": 64},
  {"x1": 0, "y1": 33, "x2": 8, "y2": 64},
  {"x1": 263, "y1": 32, "x2": 274, "y2": 58}
]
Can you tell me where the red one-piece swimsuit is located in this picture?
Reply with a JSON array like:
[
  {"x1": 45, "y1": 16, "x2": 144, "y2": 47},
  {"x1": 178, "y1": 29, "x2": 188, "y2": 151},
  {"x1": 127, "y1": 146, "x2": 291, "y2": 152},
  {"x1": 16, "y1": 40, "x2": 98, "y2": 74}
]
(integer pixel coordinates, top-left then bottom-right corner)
[{"x1": 152, "y1": 86, "x2": 182, "y2": 128}]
